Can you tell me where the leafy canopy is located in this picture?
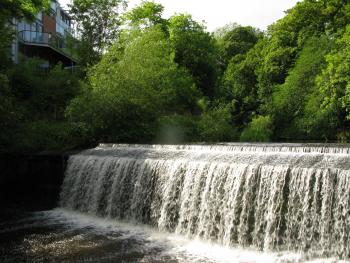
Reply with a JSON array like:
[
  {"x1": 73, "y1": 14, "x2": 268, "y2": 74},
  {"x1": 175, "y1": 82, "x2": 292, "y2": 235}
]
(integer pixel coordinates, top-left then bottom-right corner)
[{"x1": 69, "y1": 0, "x2": 126, "y2": 66}]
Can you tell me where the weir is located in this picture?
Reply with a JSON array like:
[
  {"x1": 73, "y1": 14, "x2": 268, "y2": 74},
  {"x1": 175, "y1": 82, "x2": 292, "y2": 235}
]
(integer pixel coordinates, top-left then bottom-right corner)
[{"x1": 59, "y1": 143, "x2": 350, "y2": 259}]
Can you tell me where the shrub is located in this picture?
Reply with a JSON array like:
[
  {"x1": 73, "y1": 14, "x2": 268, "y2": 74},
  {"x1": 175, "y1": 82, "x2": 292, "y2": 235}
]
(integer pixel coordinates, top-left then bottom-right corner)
[
  {"x1": 240, "y1": 115, "x2": 273, "y2": 142},
  {"x1": 198, "y1": 104, "x2": 238, "y2": 142}
]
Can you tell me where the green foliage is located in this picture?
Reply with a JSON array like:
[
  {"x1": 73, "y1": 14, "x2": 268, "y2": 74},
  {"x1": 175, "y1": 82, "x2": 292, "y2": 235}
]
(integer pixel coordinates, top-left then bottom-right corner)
[
  {"x1": 212, "y1": 0, "x2": 350, "y2": 142},
  {"x1": 0, "y1": 58, "x2": 82, "y2": 153},
  {"x1": 215, "y1": 24, "x2": 262, "y2": 69},
  {"x1": 297, "y1": 92, "x2": 338, "y2": 141},
  {"x1": 220, "y1": 50, "x2": 260, "y2": 127},
  {"x1": 256, "y1": 35, "x2": 296, "y2": 107},
  {"x1": 69, "y1": 0, "x2": 126, "y2": 66},
  {"x1": 0, "y1": 20, "x2": 13, "y2": 71},
  {"x1": 67, "y1": 26, "x2": 200, "y2": 143},
  {"x1": 318, "y1": 26, "x2": 350, "y2": 117},
  {"x1": 240, "y1": 115, "x2": 273, "y2": 142},
  {"x1": 0, "y1": 1, "x2": 52, "y2": 153},
  {"x1": 271, "y1": 36, "x2": 332, "y2": 139},
  {"x1": 198, "y1": 104, "x2": 238, "y2": 142},
  {"x1": 315, "y1": 25, "x2": 350, "y2": 140},
  {"x1": 5, "y1": 0, "x2": 350, "y2": 153},
  {"x1": 10, "y1": 59, "x2": 80, "y2": 120},
  {"x1": 253, "y1": 0, "x2": 350, "y2": 110},
  {"x1": 16, "y1": 120, "x2": 79, "y2": 153},
  {"x1": 64, "y1": 0, "x2": 350, "y2": 145},
  {"x1": 0, "y1": 73, "x2": 22, "y2": 151},
  {"x1": 123, "y1": 1, "x2": 167, "y2": 29},
  {"x1": 320, "y1": 0, "x2": 350, "y2": 35},
  {"x1": 169, "y1": 14, "x2": 218, "y2": 98},
  {"x1": 268, "y1": 1, "x2": 325, "y2": 46},
  {"x1": 0, "y1": 0, "x2": 49, "y2": 21}
]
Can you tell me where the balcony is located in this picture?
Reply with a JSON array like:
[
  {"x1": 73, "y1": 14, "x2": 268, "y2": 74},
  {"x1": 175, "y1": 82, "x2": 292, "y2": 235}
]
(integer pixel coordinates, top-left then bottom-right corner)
[{"x1": 18, "y1": 30, "x2": 78, "y2": 63}]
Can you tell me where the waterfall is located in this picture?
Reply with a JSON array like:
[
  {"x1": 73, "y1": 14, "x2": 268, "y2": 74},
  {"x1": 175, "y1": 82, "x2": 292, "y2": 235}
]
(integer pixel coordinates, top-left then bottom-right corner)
[{"x1": 59, "y1": 143, "x2": 350, "y2": 259}]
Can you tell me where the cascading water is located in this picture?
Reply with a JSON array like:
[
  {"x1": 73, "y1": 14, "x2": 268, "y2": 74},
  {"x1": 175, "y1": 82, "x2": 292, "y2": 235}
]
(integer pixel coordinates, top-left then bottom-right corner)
[{"x1": 59, "y1": 143, "x2": 350, "y2": 260}]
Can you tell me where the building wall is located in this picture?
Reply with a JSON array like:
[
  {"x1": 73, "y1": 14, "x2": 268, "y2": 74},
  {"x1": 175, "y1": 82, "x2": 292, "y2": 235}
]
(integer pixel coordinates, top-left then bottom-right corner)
[
  {"x1": 11, "y1": 0, "x2": 76, "y2": 66},
  {"x1": 43, "y1": 14, "x2": 56, "y2": 34}
]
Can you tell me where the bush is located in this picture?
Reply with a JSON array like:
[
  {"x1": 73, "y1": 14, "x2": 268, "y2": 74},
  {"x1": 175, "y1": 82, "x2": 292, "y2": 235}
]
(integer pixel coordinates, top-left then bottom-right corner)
[
  {"x1": 10, "y1": 59, "x2": 81, "y2": 120},
  {"x1": 9, "y1": 120, "x2": 74, "y2": 153},
  {"x1": 240, "y1": 115, "x2": 273, "y2": 142},
  {"x1": 0, "y1": 73, "x2": 22, "y2": 152},
  {"x1": 198, "y1": 104, "x2": 238, "y2": 142},
  {"x1": 0, "y1": 58, "x2": 83, "y2": 153}
]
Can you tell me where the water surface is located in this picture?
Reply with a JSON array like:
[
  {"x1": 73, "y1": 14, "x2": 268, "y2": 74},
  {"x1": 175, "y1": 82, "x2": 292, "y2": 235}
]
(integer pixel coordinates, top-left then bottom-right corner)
[{"x1": 0, "y1": 208, "x2": 348, "y2": 263}]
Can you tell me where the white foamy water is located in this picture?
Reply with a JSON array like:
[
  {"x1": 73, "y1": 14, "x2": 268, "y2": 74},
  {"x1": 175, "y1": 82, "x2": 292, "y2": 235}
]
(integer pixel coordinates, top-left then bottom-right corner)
[
  {"x1": 26, "y1": 209, "x2": 347, "y2": 263},
  {"x1": 59, "y1": 144, "x2": 350, "y2": 261}
]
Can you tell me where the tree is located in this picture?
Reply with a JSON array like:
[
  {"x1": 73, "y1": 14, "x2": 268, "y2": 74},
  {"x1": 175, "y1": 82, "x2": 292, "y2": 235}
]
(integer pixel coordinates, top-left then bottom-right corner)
[
  {"x1": 69, "y1": 0, "x2": 126, "y2": 66},
  {"x1": 220, "y1": 39, "x2": 265, "y2": 128},
  {"x1": 123, "y1": 1, "x2": 167, "y2": 30},
  {"x1": 67, "y1": 26, "x2": 199, "y2": 143},
  {"x1": 319, "y1": 0, "x2": 350, "y2": 35},
  {"x1": 215, "y1": 24, "x2": 262, "y2": 69},
  {"x1": 317, "y1": 25, "x2": 350, "y2": 140},
  {"x1": 271, "y1": 36, "x2": 333, "y2": 139},
  {"x1": 0, "y1": 0, "x2": 49, "y2": 21},
  {"x1": 168, "y1": 14, "x2": 218, "y2": 98},
  {"x1": 318, "y1": 26, "x2": 350, "y2": 116},
  {"x1": 254, "y1": 0, "x2": 350, "y2": 111},
  {"x1": 0, "y1": 0, "x2": 49, "y2": 152},
  {"x1": 252, "y1": 1, "x2": 325, "y2": 110},
  {"x1": 255, "y1": 33, "x2": 297, "y2": 108}
]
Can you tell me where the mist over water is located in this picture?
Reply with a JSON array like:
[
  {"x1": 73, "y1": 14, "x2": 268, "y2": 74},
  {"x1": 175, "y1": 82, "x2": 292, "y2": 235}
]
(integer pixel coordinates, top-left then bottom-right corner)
[{"x1": 58, "y1": 143, "x2": 350, "y2": 261}]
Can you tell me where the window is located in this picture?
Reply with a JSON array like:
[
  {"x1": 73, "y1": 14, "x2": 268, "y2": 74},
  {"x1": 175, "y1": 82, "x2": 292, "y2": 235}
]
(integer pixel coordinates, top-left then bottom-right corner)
[
  {"x1": 29, "y1": 21, "x2": 43, "y2": 32},
  {"x1": 18, "y1": 22, "x2": 25, "y2": 32}
]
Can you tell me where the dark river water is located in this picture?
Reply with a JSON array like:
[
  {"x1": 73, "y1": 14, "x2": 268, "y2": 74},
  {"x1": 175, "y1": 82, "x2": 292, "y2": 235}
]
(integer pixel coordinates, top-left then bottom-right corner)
[{"x1": 0, "y1": 206, "x2": 347, "y2": 263}]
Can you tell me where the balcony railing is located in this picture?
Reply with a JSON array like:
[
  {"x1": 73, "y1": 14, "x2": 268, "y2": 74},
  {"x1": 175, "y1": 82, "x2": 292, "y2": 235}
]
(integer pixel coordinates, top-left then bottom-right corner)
[
  {"x1": 56, "y1": 19, "x2": 75, "y2": 36},
  {"x1": 18, "y1": 30, "x2": 78, "y2": 62}
]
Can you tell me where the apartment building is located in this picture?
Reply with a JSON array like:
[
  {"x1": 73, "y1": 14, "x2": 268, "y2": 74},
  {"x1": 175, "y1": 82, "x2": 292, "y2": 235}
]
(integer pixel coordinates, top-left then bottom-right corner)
[{"x1": 12, "y1": 0, "x2": 78, "y2": 67}]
